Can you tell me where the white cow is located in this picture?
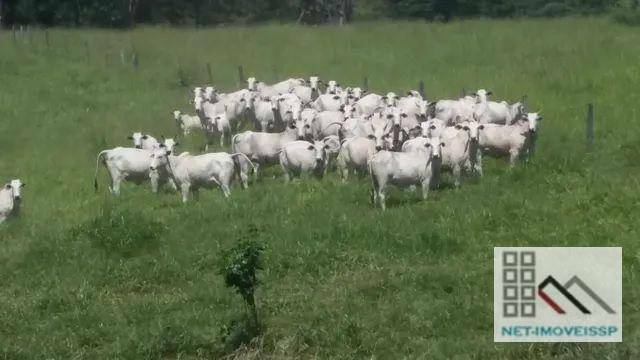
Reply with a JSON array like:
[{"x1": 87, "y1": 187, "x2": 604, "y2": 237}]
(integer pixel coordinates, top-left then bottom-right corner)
[
  {"x1": 290, "y1": 76, "x2": 321, "y2": 104},
  {"x1": 477, "y1": 112, "x2": 541, "y2": 166},
  {"x1": 310, "y1": 110, "x2": 346, "y2": 140},
  {"x1": 128, "y1": 132, "x2": 159, "y2": 150},
  {"x1": 369, "y1": 137, "x2": 443, "y2": 210},
  {"x1": 421, "y1": 118, "x2": 447, "y2": 138},
  {"x1": 231, "y1": 126, "x2": 300, "y2": 178},
  {"x1": 336, "y1": 137, "x2": 377, "y2": 181},
  {"x1": 204, "y1": 111, "x2": 232, "y2": 147},
  {"x1": 173, "y1": 110, "x2": 202, "y2": 135},
  {"x1": 434, "y1": 97, "x2": 476, "y2": 125},
  {"x1": 94, "y1": 147, "x2": 172, "y2": 195},
  {"x1": 204, "y1": 87, "x2": 221, "y2": 103},
  {"x1": 354, "y1": 93, "x2": 384, "y2": 116},
  {"x1": 149, "y1": 148, "x2": 254, "y2": 202},
  {"x1": 0, "y1": 179, "x2": 25, "y2": 224},
  {"x1": 250, "y1": 96, "x2": 278, "y2": 132},
  {"x1": 313, "y1": 93, "x2": 344, "y2": 112},
  {"x1": 439, "y1": 122, "x2": 482, "y2": 187},
  {"x1": 279, "y1": 137, "x2": 341, "y2": 181},
  {"x1": 254, "y1": 78, "x2": 305, "y2": 97}
]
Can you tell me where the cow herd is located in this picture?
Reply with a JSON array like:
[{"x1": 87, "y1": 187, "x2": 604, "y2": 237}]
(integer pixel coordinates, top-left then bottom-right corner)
[
  {"x1": 1, "y1": 75, "x2": 542, "y2": 225},
  {"x1": 90, "y1": 76, "x2": 542, "y2": 210}
]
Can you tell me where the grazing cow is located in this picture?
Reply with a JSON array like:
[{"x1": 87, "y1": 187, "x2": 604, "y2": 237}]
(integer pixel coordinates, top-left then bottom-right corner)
[
  {"x1": 231, "y1": 126, "x2": 300, "y2": 178},
  {"x1": 370, "y1": 137, "x2": 443, "y2": 210},
  {"x1": 336, "y1": 137, "x2": 377, "y2": 181},
  {"x1": 0, "y1": 179, "x2": 25, "y2": 224},
  {"x1": 174, "y1": 110, "x2": 202, "y2": 136},
  {"x1": 279, "y1": 137, "x2": 341, "y2": 181},
  {"x1": 149, "y1": 148, "x2": 254, "y2": 202},
  {"x1": 477, "y1": 112, "x2": 541, "y2": 166},
  {"x1": 94, "y1": 147, "x2": 172, "y2": 195},
  {"x1": 128, "y1": 132, "x2": 159, "y2": 150}
]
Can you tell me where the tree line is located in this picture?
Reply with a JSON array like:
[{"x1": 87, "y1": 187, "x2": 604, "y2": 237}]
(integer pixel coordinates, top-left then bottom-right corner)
[{"x1": 0, "y1": 0, "x2": 627, "y2": 28}]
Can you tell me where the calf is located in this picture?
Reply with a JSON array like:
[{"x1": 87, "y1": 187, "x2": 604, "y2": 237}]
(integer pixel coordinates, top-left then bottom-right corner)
[
  {"x1": 149, "y1": 148, "x2": 254, "y2": 202},
  {"x1": 173, "y1": 110, "x2": 202, "y2": 136},
  {"x1": 370, "y1": 137, "x2": 443, "y2": 210},
  {"x1": 0, "y1": 179, "x2": 25, "y2": 223},
  {"x1": 279, "y1": 137, "x2": 341, "y2": 181}
]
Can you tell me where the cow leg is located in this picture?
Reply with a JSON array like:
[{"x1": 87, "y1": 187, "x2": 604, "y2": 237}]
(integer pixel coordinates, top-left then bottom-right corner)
[
  {"x1": 253, "y1": 163, "x2": 260, "y2": 181},
  {"x1": 149, "y1": 172, "x2": 159, "y2": 193},
  {"x1": 421, "y1": 178, "x2": 431, "y2": 200},
  {"x1": 111, "y1": 176, "x2": 122, "y2": 196},
  {"x1": 181, "y1": 183, "x2": 190, "y2": 203},
  {"x1": 475, "y1": 151, "x2": 483, "y2": 177},
  {"x1": 453, "y1": 165, "x2": 462, "y2": 188},
  {"x1": 191, "y1": 188, "x2": 200, "y2": 201},
  {"x1": 509, "y1": 149, "x2": 520, "y2": 168},
  {"x1": 220, "y1": 183, "x2": 231, "y2": 198}
]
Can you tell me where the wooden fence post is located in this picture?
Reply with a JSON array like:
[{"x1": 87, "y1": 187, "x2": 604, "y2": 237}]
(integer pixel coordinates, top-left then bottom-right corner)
[
  {"x1": 586, "y1": 103, "x2": 594, "y2": 152},
  {"x1": 206, "y1": 62, "x2": 213, "y2": 84},
  {"x1": 237, "y1": 65, "x2": 245, "y2": 89},
  {"x1": 418, "y1": 80, "x2": 425, "y2": 98},
  {"x1": 132, "y1": 52, "x2": 139, "y2": 70},
  {"x1": 44, "y1": 29, "x2": 50, "y2": 48},
  {"x1": 363, "y1": 76, "x2": 369, "y2": 92},
  {"x1": 12, "y1": 25, "x2": 16, "y2": 43},
  {"x1": 120, "y1": 50, "x2": 126, "y2": 65}
]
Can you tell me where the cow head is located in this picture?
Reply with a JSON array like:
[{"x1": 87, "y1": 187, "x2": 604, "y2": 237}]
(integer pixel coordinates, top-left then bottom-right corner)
[
  {"x1": 382, "y1": 92, "x2": 400, "y2": 107},
  {"x1": 309, "y1": 76, "x2": 320, "y2": 91},
  {"x1": 509, "y1": 102, "x2": 526, "y2": 122},
  {"x1": 407, "y1": 90, "x2": 423, "y2": 99},
  {"x1": 284, "y1": 102, "x2": 304, "y2": 139},
  {"x1": 424, "y1": 137, "x2": 444, "y2": 159},
  {"x1": 128, "y1": 132, "x2": 148, "y2": 149},
  {"x1": 160, "y1": 136, "x2": 179, "y2": 154},
  {"x1": 474, "y1": 89, "x2": 492, "y2": 104},
  {"x1": 326, "y1": 80, "x2": 340, "y2": 94},
  {"x1": 149, "y1": 146, "x2": 172, "y2": 172},
  {"x1": 173, "y1": 110, "x2": 181, "y2": 121},
  {"x1": 456, "y1": 121, "x2": 484, "y2": 142},
  {"x1": 301, "y1": 108, "x2": 317, "y2": 139},
  {"x1": 521, "y1": 112, "x2": 541, "y2": 133},
  {"x1": 367, "y1": 112, "x2": 394, "y2": 151},
  {"x1": 213, "y1": 112, "x2": 229, "y2": 132},
  {"x1": 340, "y1": 103, "x2": 357, "y2": 119},
  {"x1": 350, "y1": 87, "x2": 363, "y2": 101},
  {"x1": 4, "y1": 179, "x2": 25, "y2": 201},
  {"x1": 247, "y1": 77, "x2": 258, "y2": 91},
  {"x1": 204, "y1": 86, "x2": 219, "y2": 102}
]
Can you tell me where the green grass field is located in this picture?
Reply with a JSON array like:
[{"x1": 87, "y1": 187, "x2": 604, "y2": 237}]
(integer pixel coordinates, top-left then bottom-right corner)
[{"x1": 1, "y1": 17, "x2": 639, "y2": 359}]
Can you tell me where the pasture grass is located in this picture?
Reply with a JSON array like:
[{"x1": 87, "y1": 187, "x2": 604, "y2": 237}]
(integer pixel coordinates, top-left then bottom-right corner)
[{"x1": 1, "y1": 17, "x2": 639, "y2": 358}]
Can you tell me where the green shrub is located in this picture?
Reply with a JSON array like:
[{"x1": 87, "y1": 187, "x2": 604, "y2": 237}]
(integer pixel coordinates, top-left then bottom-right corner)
[{"x1": 612, "y1": 7, "x2": 640, "y2": 25}]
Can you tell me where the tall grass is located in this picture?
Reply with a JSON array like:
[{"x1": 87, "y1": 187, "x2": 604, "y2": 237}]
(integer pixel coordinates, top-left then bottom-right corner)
[{"x1": 0, "y1": 18, "x2": 639, "y2": 358}]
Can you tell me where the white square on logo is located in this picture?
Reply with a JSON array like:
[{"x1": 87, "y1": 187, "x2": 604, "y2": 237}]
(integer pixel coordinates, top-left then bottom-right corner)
[
  {"x1": 504, "y1": 286, "x2": 518, "y2": 300},
  {"x1": 521, "y1": 286, "x2": 535, "y2": 300},
  {"x1": 503, "y1": 269, "x2": 517, "y2": 283},
  {"x1": 521, "y1": 269, "x2": 535, "y2": 283}
]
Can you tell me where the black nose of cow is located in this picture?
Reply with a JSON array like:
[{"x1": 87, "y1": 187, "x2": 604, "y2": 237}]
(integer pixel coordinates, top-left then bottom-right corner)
[
  {"x1": 297, "y1": 136, "x2": 304, "y2": 140},
  {"x1": 375, "y1": 146, "x2": 383, "y2": 151},
  {"x1": 150, "y1": 166, "x2": 156, "y2": 171},
  {"x1": 135, "y1": 145, "x2": 142, "y2": 149}
]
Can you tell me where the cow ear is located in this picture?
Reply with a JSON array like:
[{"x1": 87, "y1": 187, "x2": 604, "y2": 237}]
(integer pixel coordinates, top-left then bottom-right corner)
[
  {"x1": 487, "y1": 91, "x2": 493, "y2": 96},
  {"x1": 463, "y1": 126, "x2": 470, "y2": 130},
  {"x1": 4, "y1": 184, "x2": 10, "y2": 189},
  {"x1": 455, "y1": 125, "x2": 462, "y2": 129},
  {"x1": 333, "y1": 95, "x2": 340, "y2": 100},
  {"x1": 20, "y1": 183, "x2": 25, "y2": 188},
  {"x1": 538, "y1": 116, "x2": 543, "y2": 121},
  {"x1": 142, "y1": 135, "x2": 148, "y2": 140},
  {"x1": 174, "y1": 142, "x2": 180, "y2": 146},
  {"x1": 478, "y1": 125, "x2": 485, "y2": 130},
  {"x1": 441, "y1": 142, "x2": 446, "y2": 147},
  {"x1": 159, "y1": 143, "x2": 166, "y2": 148},
  {"x1": 127, "y1": 136, "x2": 133, "y2": 140}
]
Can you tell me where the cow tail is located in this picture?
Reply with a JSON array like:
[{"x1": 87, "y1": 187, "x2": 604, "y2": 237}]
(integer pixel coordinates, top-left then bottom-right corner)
[{"x1": 94, "y1": 150, "x2": 109, "y2": 192}]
